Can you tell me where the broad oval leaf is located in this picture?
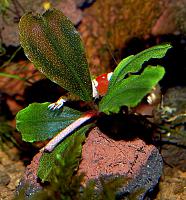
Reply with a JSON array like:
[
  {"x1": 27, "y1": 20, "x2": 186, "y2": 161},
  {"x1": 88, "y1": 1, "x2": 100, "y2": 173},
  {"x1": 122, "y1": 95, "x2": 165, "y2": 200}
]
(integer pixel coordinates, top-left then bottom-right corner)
[
  {"x1": 16, "y1": 103, "x2": 82, "y2": 142},
  {"x1": 38, "y1": 124, "x2": 92, "y2": 182},
  {"x1": 19, "y1": 9, "x2": 92, "y2": 101},
  {"x1": 109, "y1": 44, "x2": 172, "y2": 89},
  {"x1": 99, "y1": 66, "x2": 165, "y2": 114}
]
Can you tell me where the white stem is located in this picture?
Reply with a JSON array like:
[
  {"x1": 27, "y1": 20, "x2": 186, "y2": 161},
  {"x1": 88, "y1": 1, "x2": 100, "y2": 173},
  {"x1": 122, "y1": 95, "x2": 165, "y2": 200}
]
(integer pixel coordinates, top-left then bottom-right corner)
[{"x1": 41, "y1": 112, "x2": 96, "y2": 152}]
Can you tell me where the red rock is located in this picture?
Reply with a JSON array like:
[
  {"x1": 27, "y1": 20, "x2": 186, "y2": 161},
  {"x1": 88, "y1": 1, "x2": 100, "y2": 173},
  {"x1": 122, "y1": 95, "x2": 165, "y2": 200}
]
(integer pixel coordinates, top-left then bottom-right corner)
[
  {"x1": 16, "y1": 152, "x2": 43, "y2": 198},
  {"x1": 78, "y1": 127, "x2": 163, "y2": 199}
]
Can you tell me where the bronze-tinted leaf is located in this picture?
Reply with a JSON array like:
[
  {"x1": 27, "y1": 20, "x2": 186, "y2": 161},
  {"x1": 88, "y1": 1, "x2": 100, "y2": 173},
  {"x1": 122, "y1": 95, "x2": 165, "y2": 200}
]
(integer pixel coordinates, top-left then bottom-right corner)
[{"x1": 19, "y1": 9, "x2": 92, "y2": 101}]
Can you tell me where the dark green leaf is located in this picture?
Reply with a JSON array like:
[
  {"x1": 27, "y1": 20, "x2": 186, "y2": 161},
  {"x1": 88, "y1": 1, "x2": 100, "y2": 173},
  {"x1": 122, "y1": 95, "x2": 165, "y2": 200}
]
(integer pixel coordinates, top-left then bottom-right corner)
[
  {"x1": 38, "y1": 124, "x2": 92, "y2": 182},
  {"x1": 109, "y1": 44, "x2": 172, "y2": 89},
  {"x1": 16, "y1": 102, "x2": 82, "y2": 142},
  {"x1": 19, "y1": 9, "x2": 92, "y2": 101},
  {"x1": 99, "y1": 66, "x2": 165, "y2": 114}
]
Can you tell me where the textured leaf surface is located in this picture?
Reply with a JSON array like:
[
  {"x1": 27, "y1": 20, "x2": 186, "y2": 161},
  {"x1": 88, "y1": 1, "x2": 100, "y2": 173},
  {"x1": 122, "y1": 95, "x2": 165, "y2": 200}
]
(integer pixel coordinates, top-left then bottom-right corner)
[
  {"x1": 19, "y1": 9, "x2": 92, "y2": 101},
  {"x1": 16, "y1": 103, "x2": 82, "y2": 142},
  {"x1": 38, "y1": 124, "x2": 92, "y2": 182},
  {"x1": 109, "y1": 44, "x2": 172, "y2": 89},
  {"x1": 99, "y1": 66, "x2": 165, "y2": 114}
]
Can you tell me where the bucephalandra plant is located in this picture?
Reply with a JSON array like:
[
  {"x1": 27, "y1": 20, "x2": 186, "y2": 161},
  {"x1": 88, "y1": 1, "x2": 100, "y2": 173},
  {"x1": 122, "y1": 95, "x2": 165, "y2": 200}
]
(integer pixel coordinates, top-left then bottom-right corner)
[{"x1": 16, "y1": 8, "x2": 172, "y2": 182}]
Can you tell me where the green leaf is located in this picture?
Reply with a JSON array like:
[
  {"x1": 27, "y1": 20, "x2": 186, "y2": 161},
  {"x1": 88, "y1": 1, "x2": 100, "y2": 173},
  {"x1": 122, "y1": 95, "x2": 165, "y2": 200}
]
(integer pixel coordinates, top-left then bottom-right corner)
[
  {"x1": 38, "y1": 124, "x2": 92, "y2": 182},
  {"x1": 109, "y1": 44, "x2": 172, "y2": 89},
  {"x1": 99, "y1": 44, "x2": 172, "y2": 114},
  {"x1": 19, "y1": 9, "x2": 92, "y2": 101},
  {"x1": 16, "y1": 102, "x2": 82, "y2": 142},
  {"x1": 0, "y1": 72, "x2": 26, "y2": 81},
  {"x1": 99, "y1": 66, "x2": 165, "y2": 114}
]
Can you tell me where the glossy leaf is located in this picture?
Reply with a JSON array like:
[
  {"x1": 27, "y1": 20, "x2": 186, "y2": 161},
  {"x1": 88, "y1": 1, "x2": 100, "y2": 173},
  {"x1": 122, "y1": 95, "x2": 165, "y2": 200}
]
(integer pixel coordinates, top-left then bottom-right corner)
[
  {"x1": 108, "y1": 44, "x2": 172, "y2": 89},
  {"x1": 99, "y1": 66, "x2": 165, "y2": 114},
  {"x1": 16, "y1": 103, "x2": 82, "y2": 142},
  {"x1": 38, "y1": 124, "x2": 92, "y2": 182},
  {"x1": 19, "y1": 9, "x2": 92, "y2": 101}
]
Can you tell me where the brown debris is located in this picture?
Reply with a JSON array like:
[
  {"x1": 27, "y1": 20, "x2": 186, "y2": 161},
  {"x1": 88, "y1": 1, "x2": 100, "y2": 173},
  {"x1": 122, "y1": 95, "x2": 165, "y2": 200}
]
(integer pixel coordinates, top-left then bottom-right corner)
[{"x1": 0, "y1": 148, "x2": 25, "y2": 200}]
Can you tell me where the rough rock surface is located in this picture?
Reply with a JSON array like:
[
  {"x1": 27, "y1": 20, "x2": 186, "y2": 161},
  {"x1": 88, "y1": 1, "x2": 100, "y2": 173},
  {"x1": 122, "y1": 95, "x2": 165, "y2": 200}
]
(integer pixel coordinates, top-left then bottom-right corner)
[
  {"x1": 78, "y1": 127, "x2": 163, "y2": 199},
  {"x1": 16, "y1": 152, "x2": 43, "y2": 198}
]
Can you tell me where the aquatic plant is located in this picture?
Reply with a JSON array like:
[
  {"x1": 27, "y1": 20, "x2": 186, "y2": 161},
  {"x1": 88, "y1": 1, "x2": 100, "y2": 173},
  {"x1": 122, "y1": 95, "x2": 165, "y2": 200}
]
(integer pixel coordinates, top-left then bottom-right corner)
[{"x1": 16, "y1": 8, "x2": 171, "y2": 189}]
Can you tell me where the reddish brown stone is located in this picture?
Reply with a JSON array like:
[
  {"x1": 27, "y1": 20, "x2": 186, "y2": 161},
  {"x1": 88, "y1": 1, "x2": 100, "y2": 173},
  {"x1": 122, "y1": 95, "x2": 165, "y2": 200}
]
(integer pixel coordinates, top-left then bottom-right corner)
[
  {"x1": 79, "y1": 127, "x2": 156, "y2": 180},
  {"x1": 78, "y1": 127, "x2": 163, "y2": 199},
  {"x1": 16, "y1": 152, "x2": 43, "y2": 198}
]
